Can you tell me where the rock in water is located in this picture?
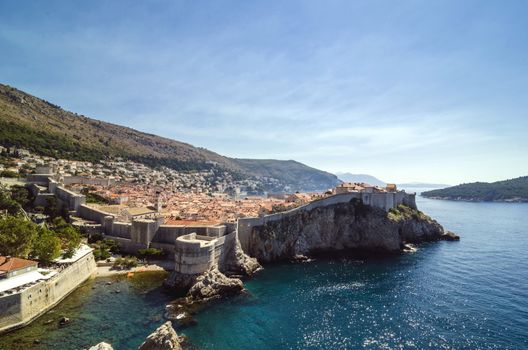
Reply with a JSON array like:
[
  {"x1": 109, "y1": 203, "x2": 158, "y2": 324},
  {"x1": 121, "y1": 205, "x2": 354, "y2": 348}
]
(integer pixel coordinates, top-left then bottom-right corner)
[
  {"x1": 58, "y1": 316, "x2": 70, "y2": 326},
  {"x1": 188, "y1": 268, "x2": 244, "y2": 302},
  {"x1": 89, "y1": 342, "x2": 114, "y2": 350},
  {"x1": 138, "y1": 321, "x2": 182, "y2": 350},
  {"x1": 440, "y1": 230, "x2": 460, "y2": 241}
]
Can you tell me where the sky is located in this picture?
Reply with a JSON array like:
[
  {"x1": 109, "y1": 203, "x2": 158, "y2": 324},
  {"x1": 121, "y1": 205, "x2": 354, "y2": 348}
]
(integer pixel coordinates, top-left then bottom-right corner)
[{"x1": 1, "y1": 0, "x2": 527, "y2": 185}]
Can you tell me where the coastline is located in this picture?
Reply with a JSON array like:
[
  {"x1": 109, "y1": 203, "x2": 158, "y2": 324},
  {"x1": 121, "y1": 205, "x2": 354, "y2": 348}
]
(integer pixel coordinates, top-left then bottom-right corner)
[{"x1": 422, "y1": 196, "x2": 528, "y2": 203}]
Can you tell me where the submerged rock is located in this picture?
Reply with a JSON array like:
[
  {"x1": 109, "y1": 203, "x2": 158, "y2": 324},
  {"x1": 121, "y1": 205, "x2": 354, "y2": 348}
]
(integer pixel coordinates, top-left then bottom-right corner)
[
  {"x1": 58, "y1": 316, "x2": 70, "y2": 326},
  {"x1": 138, "y1": 321, "x2": 182, "y2": 350},
  {"x1": 89, "y1": 342, "x2": 114, "y2": 350}
]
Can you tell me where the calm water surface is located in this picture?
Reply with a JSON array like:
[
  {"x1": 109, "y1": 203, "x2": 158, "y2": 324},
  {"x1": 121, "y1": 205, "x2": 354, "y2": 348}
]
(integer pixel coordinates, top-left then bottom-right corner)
[{"x1": 1, "y1": 193, "x2": 527, "y2": 349}]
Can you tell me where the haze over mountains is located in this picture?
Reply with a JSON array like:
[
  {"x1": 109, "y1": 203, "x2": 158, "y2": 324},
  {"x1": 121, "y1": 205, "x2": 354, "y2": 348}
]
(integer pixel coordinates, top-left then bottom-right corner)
[
  {"x1": 336, "y1": 173, "x2": 386, "y2": 187},
  {"x1": 0, "y1": 84, "x2": 340, "y2": 192},
  {"x1": 336, "y1": 173, "x2": 449, "y2": 189}
]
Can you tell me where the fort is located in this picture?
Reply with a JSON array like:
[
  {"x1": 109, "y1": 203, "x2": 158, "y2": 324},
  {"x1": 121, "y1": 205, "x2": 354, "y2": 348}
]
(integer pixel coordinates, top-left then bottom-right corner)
[{"x1": 0, "y1": 245, "x2": 96, "y2": 334}]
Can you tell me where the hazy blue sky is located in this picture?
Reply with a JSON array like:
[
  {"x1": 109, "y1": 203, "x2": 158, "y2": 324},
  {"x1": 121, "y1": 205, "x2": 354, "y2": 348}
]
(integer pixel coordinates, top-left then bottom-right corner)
[{"x1": 1, "y1": 1, "x2": 527, "y2": 184}]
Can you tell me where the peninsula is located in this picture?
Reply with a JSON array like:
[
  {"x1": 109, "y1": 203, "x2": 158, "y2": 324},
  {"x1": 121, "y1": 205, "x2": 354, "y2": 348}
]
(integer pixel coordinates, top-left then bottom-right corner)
[{"x1": 422, "y1": 176, "x2": 528, "y2": 202}]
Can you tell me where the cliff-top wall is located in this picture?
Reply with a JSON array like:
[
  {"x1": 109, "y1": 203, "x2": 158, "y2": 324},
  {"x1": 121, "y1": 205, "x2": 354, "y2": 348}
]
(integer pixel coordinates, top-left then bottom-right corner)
[{"x1": 240, "y1": 198, "x2": 444, "y2": 263}]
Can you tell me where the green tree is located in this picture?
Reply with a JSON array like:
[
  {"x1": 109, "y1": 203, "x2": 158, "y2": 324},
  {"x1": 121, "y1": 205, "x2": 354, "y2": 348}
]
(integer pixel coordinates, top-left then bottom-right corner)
[
  {"x1": 0, "y1": 216, "x2": 38, "y2": 257},
  {"x1": 0, "y1": 186, "x2": 21, "y2": 215},
  {"x1": 0, "y1": 170, "x2": 18, "y2": 178},
  {"x1": 10, "y1": 185, "x2": 30, "y2": 208},
  {"x1": 52, "y1": 218, "x2": 81, "y2": 258},
  {"x1": 32, "y1": 227, "x2": 61, "y2": 265}
]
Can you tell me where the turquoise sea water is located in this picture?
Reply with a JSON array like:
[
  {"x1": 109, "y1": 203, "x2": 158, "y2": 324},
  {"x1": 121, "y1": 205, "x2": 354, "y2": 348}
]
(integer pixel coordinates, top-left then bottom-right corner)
[
  {"x1": 183, "y1": 193, "x2": 528, "y2": 349},
  {"x1": 0, "y1": 272, "x2": 178, "y2": 350},
  {"x1": 1, "y1": 193, "x2": 527, "y2": 349}
]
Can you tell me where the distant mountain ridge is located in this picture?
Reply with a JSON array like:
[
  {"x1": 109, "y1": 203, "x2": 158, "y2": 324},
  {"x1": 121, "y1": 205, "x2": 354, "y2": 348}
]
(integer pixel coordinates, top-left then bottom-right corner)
[
  {"x1": 336, "y1": 173, "x2": 386, "y2": 187},
  {"x1": 0, "y1": 83, "x2": 340, "y2": 192},
  {"x1": 398, "y1": 182, "x2": 451, "y2": 189},
  {"x1": 422, "y1": 176, "x2": 528, "y2": 202}
]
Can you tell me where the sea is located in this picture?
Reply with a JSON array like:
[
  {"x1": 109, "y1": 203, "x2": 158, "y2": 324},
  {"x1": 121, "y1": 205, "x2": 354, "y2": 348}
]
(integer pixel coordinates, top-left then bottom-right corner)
[{"x1": 1, "y1": 190, "x2": 527, "y2": 350}]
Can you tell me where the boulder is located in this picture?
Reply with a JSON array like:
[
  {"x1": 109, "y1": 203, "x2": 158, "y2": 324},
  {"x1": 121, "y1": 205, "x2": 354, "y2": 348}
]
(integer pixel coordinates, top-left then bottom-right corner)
[
  {"x1": 89, "y1": 342, "x2": 114, "y2": 350},
  {"x1": 440, "y1": 230, "x2": 460, "y2": 241},
  {"x1": 138, "y1": 321, "x2": 182, "y2": 350},
  {"x1": 188, "y1": 268, "x2": 244, "y2": 302}
]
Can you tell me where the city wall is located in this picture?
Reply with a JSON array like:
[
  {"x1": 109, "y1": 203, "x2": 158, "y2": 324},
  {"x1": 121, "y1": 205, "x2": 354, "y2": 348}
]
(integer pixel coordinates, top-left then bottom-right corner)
[
  {"x1": 62, "y1": 176, "x2": 115, "y2": 187},
  {"x1": 173, "y1": 231, "x2": 237, "y2": 275},
  {"x1": 0, "y1": 251, "x2": 97, "y2": 334}
]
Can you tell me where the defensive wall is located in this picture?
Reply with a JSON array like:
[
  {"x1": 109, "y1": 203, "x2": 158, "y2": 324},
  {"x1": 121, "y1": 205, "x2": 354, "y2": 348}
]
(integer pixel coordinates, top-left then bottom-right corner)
[
  {"x1": 0, "y1": 249, "x2": 97, "y2": 334},
  {"x1": 62, "y1": 176, "x2": 115, "y2": 187},
  {"x1": 173, "y1": 231, "x2": 237, "y2": 274},
  {"x1": 237, "y1": 191, "x2": 416, "y2": 253}
]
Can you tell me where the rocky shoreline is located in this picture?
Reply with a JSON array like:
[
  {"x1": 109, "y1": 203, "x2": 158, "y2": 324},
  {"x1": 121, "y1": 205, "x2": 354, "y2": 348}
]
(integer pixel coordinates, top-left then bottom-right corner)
[
  {"x1": 89, "y1": 202, "x2": 459, "y2": 349},
  {"x1": 90, "y1": 321, "x2": 184, "y2": 350}
]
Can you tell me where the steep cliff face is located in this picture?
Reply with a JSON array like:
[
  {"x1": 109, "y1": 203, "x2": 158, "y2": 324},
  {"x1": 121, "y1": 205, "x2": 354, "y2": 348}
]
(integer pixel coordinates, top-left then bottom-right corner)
[{"x1": 247, "y1": 200, "x2": 447, "y2": 262}]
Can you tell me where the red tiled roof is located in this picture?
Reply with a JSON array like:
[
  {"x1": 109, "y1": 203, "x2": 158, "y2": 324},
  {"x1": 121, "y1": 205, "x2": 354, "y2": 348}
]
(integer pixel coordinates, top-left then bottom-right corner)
[{"x1": 0, "y1": 256, "x2": 37, "y2": 273}]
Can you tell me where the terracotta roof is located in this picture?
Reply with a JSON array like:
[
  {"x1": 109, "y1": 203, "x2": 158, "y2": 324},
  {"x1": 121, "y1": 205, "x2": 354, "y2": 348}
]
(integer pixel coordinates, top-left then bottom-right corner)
[{"x1": 0, "y1": 256, "x2": 37, "y2": 274}]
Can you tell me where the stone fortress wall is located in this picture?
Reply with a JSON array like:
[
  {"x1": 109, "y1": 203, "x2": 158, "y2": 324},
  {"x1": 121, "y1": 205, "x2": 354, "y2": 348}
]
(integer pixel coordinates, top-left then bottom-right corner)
[
  {"x1": 26, "y1": 175, "x2": 415, "y2": 278},
  {"x1": 0, "y1": 249, "x2": 97, "y2": 334},
  {"x1": 173, "y1": 231, "x2": 237, "y2": 274}
]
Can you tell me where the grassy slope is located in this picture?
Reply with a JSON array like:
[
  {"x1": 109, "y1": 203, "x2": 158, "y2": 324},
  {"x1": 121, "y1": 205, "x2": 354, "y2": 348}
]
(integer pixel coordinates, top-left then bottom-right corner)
[
  {"x1": 0, "y1": 84, "x2": 238, "y2": 172},
  {"x1": 0, "y1": 83, "x2": 340, "y2": 191},
  {"x1": 421, "y1": 176, "x2": 528, "y2": 201}
]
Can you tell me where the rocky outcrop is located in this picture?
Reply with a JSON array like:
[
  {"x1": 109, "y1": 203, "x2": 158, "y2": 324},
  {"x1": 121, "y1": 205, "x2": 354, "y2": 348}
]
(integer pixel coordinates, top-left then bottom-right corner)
[
  {"x1": 138, "y1": 321, "x2": 182, "y2": 350},
  {"x1": 89, "y1": 342, "x2": 114, "y2": 350},
  {"x1": 246, "y1": 200, "x2": 452, "y2": 262},
  {"x1": 440, "y1": 230, "x2": 460, "y2": 241},
  {"x1": 188, "y1": 268, "x2": 244, "y2": 302},
  {"x1": 222, "y1": 239, "x2": 262, "y2": 276},
  {"x1": 164, "y1": 271, "x2": 200, "y2": 291}
]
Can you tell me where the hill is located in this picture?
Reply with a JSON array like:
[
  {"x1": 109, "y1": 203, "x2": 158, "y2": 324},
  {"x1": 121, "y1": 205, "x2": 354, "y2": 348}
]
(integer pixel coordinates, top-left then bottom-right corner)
[
  {"x1": 398, "y1": 182, "x2": 451, "y2": 189},
  {"x1": 233, "y1": 159, "x2": 340, "y2": 192},
  {"x1": 0, "y1": 83, "x2": 340, "y2": 192},
  {"x1": 336, "y1": 173, "x2": 386, "y2": 187},
  {"x1": 421, "y1": 176, "x2": 528, "y2": 202}
]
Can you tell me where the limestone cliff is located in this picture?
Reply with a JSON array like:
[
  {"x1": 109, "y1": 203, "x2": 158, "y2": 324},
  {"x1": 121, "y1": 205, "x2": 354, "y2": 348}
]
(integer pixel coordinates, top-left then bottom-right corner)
[
  {"x1": 89, "y1": 343, "x2": 114, "y2": 350},
  {"x1": 138, "y1": 321, "x2": 182, "y2": 350},
  {"x1": 222, "y1": 238, "x2": 262, "y2": 276},
  {"x1": 188, "y1": 268, "x2": 244, "y2": 302},
  {"x1": 246, "y1": 200, "x2": 452, "y2": 262}
]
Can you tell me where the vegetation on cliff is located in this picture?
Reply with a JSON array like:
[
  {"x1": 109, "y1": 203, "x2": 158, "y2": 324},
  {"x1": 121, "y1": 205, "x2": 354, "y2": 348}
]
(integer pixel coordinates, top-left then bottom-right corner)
[
  {"x1": 422, "y1": 176, "x2": 528, "y2": 202},
  {"x1": 388, "y1": 204, "x2": 429, "y2": 222}
]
